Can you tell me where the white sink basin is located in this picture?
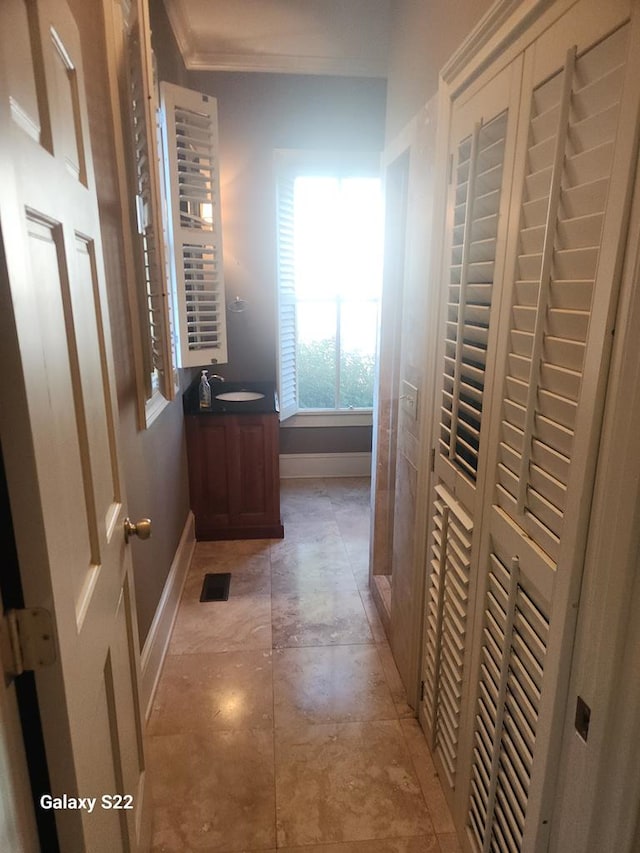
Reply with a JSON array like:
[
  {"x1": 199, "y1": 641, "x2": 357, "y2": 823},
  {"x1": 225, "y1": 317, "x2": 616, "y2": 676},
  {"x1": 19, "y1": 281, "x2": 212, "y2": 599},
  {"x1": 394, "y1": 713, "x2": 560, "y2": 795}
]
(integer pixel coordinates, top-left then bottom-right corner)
[{"x1": 215, "y1": 390, "x2": 265, "y2": 402}]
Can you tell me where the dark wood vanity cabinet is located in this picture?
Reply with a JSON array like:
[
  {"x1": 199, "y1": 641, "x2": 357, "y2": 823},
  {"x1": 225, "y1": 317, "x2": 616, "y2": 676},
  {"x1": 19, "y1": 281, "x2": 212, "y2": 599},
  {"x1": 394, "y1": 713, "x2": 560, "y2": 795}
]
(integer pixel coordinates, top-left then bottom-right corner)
[{"x1": 185, "y1": 412, "x2": 284, "y2": 540}]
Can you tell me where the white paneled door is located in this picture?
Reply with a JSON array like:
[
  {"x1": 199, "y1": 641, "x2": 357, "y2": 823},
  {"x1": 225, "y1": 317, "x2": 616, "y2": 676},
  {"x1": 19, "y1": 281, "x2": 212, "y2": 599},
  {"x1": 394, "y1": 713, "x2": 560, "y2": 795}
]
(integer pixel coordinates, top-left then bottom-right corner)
[{"x1": 0, "y1": 1, "x2": 148, "y2": 852}]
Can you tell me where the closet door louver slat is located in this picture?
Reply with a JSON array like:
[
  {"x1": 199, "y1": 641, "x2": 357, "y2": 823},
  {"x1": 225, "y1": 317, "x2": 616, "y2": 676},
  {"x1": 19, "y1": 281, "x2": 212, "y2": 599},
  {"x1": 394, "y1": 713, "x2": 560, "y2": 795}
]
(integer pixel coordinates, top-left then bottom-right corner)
[
  {"x1": 440, "y1": 109, "x2": 509, "y2": 485},
  {"x1": 161, "y1": 82, "x2": 227, "y2": 368},
  {"x1": 496, "y1": 26, "x2": 628, "y2": 557}
]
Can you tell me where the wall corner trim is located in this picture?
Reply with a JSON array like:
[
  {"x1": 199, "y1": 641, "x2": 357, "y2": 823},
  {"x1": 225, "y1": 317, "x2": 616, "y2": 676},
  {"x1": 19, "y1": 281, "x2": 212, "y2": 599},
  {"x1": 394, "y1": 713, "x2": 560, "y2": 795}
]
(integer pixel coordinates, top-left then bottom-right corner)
[{"x1": 140, "y1": 511, "x2": 195, "y2": 721}]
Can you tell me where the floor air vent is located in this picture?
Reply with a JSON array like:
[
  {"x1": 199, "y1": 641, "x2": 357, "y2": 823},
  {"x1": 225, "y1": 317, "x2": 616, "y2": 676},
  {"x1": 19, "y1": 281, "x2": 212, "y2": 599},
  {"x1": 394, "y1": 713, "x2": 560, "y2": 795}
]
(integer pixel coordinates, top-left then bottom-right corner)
[{"x1": 199, "y1": 573, "x2": 231, "y2": 602}]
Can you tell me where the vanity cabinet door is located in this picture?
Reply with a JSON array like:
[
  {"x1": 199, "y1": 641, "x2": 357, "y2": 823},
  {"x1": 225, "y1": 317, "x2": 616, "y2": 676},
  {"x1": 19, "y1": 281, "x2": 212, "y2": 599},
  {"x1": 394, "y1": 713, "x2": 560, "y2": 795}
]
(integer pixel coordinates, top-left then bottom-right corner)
[
  {"x1": 228, "y1": 415, "x2": 281, "y2": 531},
  {"x1": 185, "y1": 413, "x2": 284, "y2": 540}
]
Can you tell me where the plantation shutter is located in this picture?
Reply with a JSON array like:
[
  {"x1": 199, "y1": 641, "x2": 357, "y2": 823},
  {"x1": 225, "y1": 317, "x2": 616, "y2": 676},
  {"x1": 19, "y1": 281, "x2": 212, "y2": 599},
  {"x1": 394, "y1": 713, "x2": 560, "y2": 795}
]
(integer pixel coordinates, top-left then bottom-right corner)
[
  {"x1": 421, "y1": 62, "x2": 521, "y2": 799},
  {"x1": 423, "y1": 483, "x2": 473, "y2": 788},
  {"x1": 160, "y1": 82, "x2": 227, "y2": 368},
  {"x1": 277, "y1": 172, "x2": 298, "y2": 420},
  {"x1": 468, "y1": 545, "x2": 550, "y2": 852},
  {"x1": 466, "y1": 20, "x2": 636, "y2": 851},
  {"x1": 440, "y1": 109, "x2": 509, "y2": 486},
  {"x1": 126, "y1": 6, "x2": 174, "y2": 399}
]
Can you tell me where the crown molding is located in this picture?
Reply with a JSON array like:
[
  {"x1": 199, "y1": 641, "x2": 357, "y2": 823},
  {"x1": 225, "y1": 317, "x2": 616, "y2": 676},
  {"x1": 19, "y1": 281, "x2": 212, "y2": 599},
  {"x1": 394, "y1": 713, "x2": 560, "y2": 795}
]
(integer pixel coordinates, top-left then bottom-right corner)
[
  {"x1": 161, "y1": 0, "x2": 195, "y2": 64},
  {"x1": 441, "y1": 0, "x2": 557, "y2": 92},
  {"x1": 161, "y1": 0, "x2": 388, "y2": 78},
  {"x1": 185, "y1": 50, "x2": 386, "y2": 78}
]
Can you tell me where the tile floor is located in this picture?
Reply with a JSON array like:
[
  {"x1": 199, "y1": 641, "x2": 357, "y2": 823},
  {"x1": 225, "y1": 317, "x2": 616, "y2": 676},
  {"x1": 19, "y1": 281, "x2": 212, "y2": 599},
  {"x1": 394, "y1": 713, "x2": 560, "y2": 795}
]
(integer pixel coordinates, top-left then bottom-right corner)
[{"x1": 148, "y1": 478, "x2": 460, "y2": 853}]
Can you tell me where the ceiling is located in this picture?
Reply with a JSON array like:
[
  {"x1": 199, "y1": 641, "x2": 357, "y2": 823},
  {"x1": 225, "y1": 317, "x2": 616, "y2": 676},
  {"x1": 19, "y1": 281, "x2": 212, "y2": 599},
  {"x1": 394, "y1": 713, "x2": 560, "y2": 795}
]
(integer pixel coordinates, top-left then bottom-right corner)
[{"x1": 162, "y1": 0, "x2": 391, "y2": 77}]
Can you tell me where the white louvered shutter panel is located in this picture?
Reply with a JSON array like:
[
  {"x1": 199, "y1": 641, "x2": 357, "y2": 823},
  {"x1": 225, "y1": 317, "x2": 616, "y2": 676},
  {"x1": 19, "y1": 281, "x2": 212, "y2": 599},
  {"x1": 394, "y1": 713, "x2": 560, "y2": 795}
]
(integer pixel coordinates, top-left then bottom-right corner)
[
  {"x1": 127, "y1": 9, "x2": 174, "y2": 399},
  {"x1": 467, "y1": 18, "x2": 637, "y2": 851},
  {"x1": 277, "y1": 173, "x2": 297, "y2": 420},
  {"x1": 441, "y1": 110, "x2": 509, "y2": 486},
  {"x1": 468, "y1": 545, "x2": 550, "y2": 852},
  {"x1": 422, "y1": 63, "x2": 521, "y2": 803},
  {"x1": 160, "y1": 82, "x2": 227, "y2": 368},
  {"x1": 423, "y1": 484, "x2": 473, "y2": 788}
]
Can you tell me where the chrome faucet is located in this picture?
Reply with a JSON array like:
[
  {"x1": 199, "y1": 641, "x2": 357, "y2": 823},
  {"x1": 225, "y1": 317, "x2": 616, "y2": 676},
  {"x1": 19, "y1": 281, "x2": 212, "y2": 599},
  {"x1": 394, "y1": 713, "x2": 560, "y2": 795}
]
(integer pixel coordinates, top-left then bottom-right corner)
[{"x1": 209, "y1": 374, "x2": 225, "y2": 382}]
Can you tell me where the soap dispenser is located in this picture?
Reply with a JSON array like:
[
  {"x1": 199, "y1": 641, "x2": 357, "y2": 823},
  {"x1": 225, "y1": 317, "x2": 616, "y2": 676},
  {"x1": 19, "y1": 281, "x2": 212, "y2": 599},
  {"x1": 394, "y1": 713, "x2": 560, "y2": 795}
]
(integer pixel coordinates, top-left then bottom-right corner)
[{"x1": 199, "y1": 370, "x2": 211, "y2": 410}]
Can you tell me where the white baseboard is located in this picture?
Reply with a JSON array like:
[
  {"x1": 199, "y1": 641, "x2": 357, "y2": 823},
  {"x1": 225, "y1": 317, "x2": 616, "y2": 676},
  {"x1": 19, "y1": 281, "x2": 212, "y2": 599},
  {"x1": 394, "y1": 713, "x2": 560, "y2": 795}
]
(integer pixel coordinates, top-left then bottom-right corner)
[
  {"x1": 140, "y1": 511, "x2": 195, "y2": 722},
  {"x1": 279, "y1": 452, "x2": 372, "y2": 478}
]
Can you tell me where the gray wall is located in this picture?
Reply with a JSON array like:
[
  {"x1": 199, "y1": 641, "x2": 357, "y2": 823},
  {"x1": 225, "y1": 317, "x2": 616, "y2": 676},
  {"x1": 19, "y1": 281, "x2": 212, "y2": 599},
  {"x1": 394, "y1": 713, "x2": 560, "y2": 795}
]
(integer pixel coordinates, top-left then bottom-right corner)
[{"x1": 385, "y1": 0, "x2": 493, "y2": 139}]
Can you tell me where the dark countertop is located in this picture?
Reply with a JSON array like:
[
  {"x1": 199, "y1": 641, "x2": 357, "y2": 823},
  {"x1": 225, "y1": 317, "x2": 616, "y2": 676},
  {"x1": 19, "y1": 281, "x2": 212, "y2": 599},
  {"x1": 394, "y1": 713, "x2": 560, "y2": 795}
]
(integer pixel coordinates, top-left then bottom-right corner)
[{"x1": 183, "y1": 377, "x2": 280, "y2": 416}]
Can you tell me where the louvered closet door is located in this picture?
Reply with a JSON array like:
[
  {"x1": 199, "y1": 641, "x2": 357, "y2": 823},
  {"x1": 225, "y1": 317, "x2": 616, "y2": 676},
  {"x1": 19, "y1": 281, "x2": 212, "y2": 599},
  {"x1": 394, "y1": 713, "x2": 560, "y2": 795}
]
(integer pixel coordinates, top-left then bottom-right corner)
[
  {"x1": 466, "y1": 10, "x2": 639, "y2": 851},
  {"x1": 421, "y1": 61, "x2": 522, "y2": 801},
  {"x1": 161, "y1": 82, "x2": 227, "y2": 368}
]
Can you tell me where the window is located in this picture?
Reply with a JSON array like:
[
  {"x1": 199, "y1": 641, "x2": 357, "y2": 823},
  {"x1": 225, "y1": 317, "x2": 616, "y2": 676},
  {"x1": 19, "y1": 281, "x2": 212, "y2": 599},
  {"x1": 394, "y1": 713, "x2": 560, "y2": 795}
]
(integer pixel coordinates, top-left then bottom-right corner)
[{"x1": 276, "y1": 152, "x2": 383, "y2": 420}]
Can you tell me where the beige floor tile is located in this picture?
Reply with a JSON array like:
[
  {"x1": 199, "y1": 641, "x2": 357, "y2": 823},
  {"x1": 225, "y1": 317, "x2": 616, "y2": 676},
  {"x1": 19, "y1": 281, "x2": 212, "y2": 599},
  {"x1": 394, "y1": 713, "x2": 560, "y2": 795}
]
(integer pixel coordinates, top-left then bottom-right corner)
[
  {"x1": 351, "y1": 561, "x2": 372, "y2": 591},
  {"x1": 358, "y1": 589, "x2": 388, "y2": 643},
  {"x1": 280, "y1": 480, "x2": 334, "y2": 523},
  {"x1": 335, "y1": 508, "x2": 371, "y2": 533},
  {"x1": 169, "y1": 595, "x2": 272, "y2": 654},
  {"x1": 190, "y1": 539, "x2": 273, "y2": 564},
  {"x1": 148, "y1": 650, "x2": 273, "y2": 735},
  {"x1": 149, "y1": 729, "x2": 276, "y2": 852},
  {"x1": 272, "y1": 589, "x2": 373, "y2": 648},
  {"x1": 324, "y1": 479, "x2": 372, "y2": 512},
  {"x1": 376, "y1": 644, "x2": 416, "y2": 718},
  {"x1": 275, "y1": 720, "x2": 432, "y2": 847},
  {"x1": 273, "y1": 644, "x2": 395, "y2": 727},
  {"x1": 437, "y1": 832, "x2": 462, "y2": 852},
  {"x1": 271, "y1": 543, "x2": 356, "y2": 594},
  {"x1": 399, "y1": 720, "x2": 456, "y2": 834},
  {"x1": 270, "y1": 519, "x2": 343, "y2": 549},
  {"x1": 278, "y1": 838, "x2": 438, "y2": 853},
  {"x1": 183, "y1": 554, "x2": 272, "y2": 598},
  {"x1": 341, "y1": 531, "x2": 373, "y2": 565}
]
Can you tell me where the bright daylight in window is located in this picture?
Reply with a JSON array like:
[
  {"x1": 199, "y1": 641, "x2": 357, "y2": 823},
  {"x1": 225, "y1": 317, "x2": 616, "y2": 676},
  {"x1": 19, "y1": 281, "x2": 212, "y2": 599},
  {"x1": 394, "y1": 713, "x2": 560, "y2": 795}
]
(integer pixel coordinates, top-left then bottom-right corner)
[{"x1": 292, "y1": 174, "x2": 383, "y2": 411}]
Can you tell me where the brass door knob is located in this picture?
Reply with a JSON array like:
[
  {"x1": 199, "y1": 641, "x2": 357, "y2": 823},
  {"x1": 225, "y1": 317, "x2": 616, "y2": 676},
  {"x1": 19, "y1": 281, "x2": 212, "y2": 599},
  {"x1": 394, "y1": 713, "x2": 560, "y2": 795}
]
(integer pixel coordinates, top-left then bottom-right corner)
[{"x1": 124, "y1": 517, "x2": 152, "y2": 544}]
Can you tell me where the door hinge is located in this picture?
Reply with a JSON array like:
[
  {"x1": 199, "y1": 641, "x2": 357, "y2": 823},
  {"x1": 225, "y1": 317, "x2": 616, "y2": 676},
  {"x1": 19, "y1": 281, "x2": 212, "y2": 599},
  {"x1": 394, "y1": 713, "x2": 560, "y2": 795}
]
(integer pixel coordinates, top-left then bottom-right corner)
[
  {"x1": 449, "y1": 153, "x2": 454, "y2": 184},
  {"x1": 420, "y1": 680, "x2": 425, "y2": 701},
  {"x1": 430, "y1": 447, "x2": 436, "y2": 472},
  {"x1": 1, "y1": 608, "x2": 56, "y2": 683}
]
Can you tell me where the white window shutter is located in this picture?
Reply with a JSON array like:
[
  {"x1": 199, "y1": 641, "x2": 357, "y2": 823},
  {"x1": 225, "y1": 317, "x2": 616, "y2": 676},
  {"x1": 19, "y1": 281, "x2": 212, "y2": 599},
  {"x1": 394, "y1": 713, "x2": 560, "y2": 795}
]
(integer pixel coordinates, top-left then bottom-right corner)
[
  {"x1": 277, "y1": 173, "x2": 298, "y2": 420},
  {"x1": 160, "y1": 82, "x2": 227, "y2": 368},
  {"x1": 127, "y1": 11, "x2": 174, "y2": 400},
  {"x1": 467, "y1": 21, "x2": 634, "y2": 850}
]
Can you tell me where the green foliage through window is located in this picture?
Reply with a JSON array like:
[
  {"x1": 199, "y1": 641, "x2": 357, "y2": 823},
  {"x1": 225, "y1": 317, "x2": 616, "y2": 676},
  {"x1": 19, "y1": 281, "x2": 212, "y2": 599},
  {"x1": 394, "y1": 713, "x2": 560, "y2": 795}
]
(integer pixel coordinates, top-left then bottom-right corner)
[{"x1": 298, "y1": 338, "x2": 375, "y2": 409}]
